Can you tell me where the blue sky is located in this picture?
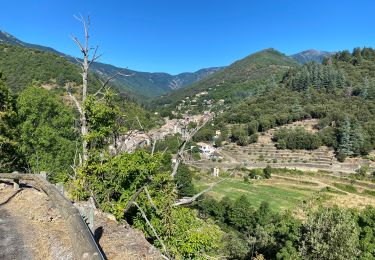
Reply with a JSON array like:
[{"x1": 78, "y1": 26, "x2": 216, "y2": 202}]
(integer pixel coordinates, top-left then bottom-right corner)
[{"x1": 0, "y1": 0, "x2": 374, "y2": 74}]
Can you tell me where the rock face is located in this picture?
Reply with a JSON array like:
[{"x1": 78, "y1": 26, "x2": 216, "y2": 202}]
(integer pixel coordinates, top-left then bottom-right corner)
[
  {"x1": 0, "y1": 208, "x2": 31, "y2": 260},
  {"x1": 0, "y1": 183, "x2": 73, "y2": 260},
  {"x1": 75, "y1": 201, "x2": 162, "y2": 260},
  {"x1": 0, "y1": 182, "x2": 162, "y2": 260}
]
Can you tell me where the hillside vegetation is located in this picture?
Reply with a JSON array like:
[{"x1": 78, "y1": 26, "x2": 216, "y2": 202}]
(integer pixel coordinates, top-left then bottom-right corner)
[
  {"x1": 206, "y1": 48, "x2": 375, "y2": 161},
  {"x1": 0, "y1": 44, "x2": 81, "y2": 92},
  {"x1": 154, "y1": 49, "x2": 299, "y2": 110}
]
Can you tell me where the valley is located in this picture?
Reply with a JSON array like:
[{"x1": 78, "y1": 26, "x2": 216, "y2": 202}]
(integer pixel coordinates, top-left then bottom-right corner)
[{"x1": 1, "y1": 15, "x2": 375, "y2": 259}]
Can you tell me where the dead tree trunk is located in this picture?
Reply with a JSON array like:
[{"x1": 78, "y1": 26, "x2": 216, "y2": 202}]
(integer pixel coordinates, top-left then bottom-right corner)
[{"x1": 70, "y1": 15, "x2": 119, "y2": 163}]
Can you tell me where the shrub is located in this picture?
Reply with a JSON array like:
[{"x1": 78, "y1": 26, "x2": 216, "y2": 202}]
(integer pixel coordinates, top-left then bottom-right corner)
[{"x1": 264, "y1": 165, "x2": 272, "y2": 179}]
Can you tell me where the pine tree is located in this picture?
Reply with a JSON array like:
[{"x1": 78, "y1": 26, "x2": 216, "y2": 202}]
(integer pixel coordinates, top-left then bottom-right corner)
[
  {"x1": 337, "y1": 117, "x2": 353, "y2": 160},
  {"x1": 350, "y1": 121, "x2": 365, "y2": 156}
]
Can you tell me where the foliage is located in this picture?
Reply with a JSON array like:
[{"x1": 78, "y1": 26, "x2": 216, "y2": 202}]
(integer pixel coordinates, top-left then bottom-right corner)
[
  {"x1": 357, "y1": 206, "x2": 375, "y2": 258},
  {"x1": 230, "y1": 125, "x2": 248, "y2": 146},
  {"x1": 0, "y1": 44, "x2": 81, "y2": 93},
  {"x1": 216, "y1": 48, "x2": 375, "y2": 158},
  {"x1": 175, "y1": 164, "x2": 196, "y2": 197},
  {"x1": 300, "y1": 206, "x2": 360, "y2": 260},
  {"x1": 154, "y1": 49, "x2": 299, "y2": 110},
  {"x1": 84, "y1": 91, "x2": 125, "y2": 150},
  {"x1": 264, "y1": 165, "x2": 272, "y2": 179},
  {"x1": 0, "y1": 72, "x2": 24, "y2": 172},
  {"x1": 273, "y1": 127, "x2": 321, "y2": 150},
  {"x1": 161, "y1": 207, "x2": 223, "y2": 259},
  {"x1": 17, "y1": 85, "x2": 77, "y2": 181}
]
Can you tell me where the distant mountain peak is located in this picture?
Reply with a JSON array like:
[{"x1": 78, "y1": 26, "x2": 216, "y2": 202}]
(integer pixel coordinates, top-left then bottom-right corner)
[{"x1": 291, "y1": 49, "x2": 335, "y2": 64}]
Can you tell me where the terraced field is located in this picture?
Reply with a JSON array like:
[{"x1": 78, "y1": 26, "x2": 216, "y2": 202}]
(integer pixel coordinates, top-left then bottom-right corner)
[{"x1": 193, "y1": 169, "x2": 375, "y2": 213}]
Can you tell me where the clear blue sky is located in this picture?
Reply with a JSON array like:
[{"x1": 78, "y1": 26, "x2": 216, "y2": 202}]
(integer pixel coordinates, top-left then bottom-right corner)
[{"x1": 0, "y1": 0, "x2": 374, "y2": 74}]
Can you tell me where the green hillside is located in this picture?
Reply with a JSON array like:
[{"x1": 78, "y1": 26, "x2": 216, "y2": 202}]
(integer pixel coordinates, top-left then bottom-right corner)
[
  {"x1": 154, "y1": 48, "x2": 299, "y2": 109},
  {"x1": 211, "y1": 48, "x2": 375, "y2": 160},
  {"x1": 0, "y1": 44, "x2": 81, "y2": 93}
]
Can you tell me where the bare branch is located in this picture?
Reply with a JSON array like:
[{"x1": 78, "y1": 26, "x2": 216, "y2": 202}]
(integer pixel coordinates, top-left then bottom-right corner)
[
  {"x1": 93, "y1": 72, "x2": 122, "y2": 96},
  {"x1": 173, "y1": 178, "x2": 227, "y2": 206},
  {"x1": 144, "y1": 186, "x2": 158, "y2": 212},
  {"x1": 132, "y1": 202, "x2": 169, "y2": 258},
  {"x1": 123, "y1": 185, "x2": 146, "y2": 214},
  {"x1": 136, "y1": 116, "x2": 144, "y2": 130},
  {"x1": 171, "y1": 114, "x2": 212, "y2": 177},
  {"x1": 66, "y1": 88, "x2": 83, "y2": 116},
  {"x1": 151, "y1": 139, "x2": 157, "y2": 156},
  {"x1": 71, "y1": 35, "x2": 85, "y2": 54},
  {"x1": 89, "y1": 45, "x2": 103, "y2": 66}
]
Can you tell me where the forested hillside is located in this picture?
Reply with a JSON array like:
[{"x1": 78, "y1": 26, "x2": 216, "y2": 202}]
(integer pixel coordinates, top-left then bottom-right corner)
[
  {"x1": 154, "y1": 48, "x2": 299, "y2": 109},
  {"x1": 0, "y1": 44, "x2": 81, "y2": 92},
  {"x1": 210, "y1": 48, "x2": 375, "y2": 160}
]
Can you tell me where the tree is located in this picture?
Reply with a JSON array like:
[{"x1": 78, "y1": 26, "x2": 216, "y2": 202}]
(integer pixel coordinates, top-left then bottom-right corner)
[
  {"x1": 223, "y1": 231, "x2": 250, "y2": 259},
  {"x1": 175, "y1": 164, "x2": 195, "y2": 197},
  {"x1": 17, "y1": 85, "x2": 77, "y2": 181},
  {"x1": 264, "y1": 165, "x2": 272, "y2": 179},
  {"x1": 357, "y1": 206, "x2": 375, "y2": 258},
  {"x1": 228, "y1": 195, "x2": 255, "y2": 231},
  {"x1": 350, "y1": 121, "x2": 365, "y2": 156},
  {"x1": 69, "y1": 15, "x2": 121, "y2": 163},
  {"x1": 0, "y1": 72, "x2": 24, "y2": 172},
  {"x1": 300, "y1": 207, "x2": 360, "y2": 260},
  {"x1": 337, "y1": 117, "x2": 353, "y2": 161}
]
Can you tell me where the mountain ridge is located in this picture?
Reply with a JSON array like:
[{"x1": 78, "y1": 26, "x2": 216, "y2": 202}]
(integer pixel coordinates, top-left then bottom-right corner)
[
  {"x1": 0, "y1": 30, "x2": 224, "y2": 98},
  {"x1": 154, "y1": 48, "x2": 300, "y2": 110},
  {"x1": 291, "y1": 49, "x2": 335, "y2": 64}
]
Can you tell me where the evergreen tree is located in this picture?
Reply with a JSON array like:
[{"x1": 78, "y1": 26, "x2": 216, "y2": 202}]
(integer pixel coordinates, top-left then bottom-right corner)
[
  {"x1": 337, "y1": 116, "x2": 353, "y2": 160},
  {"x1": 350, "y1": 121, "x2": 365, "y2": 156}
]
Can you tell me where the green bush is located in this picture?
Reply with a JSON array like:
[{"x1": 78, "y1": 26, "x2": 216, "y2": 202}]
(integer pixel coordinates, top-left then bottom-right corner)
[{"x1": 273, "y1": 127, "x2": 321, "y2": 150}]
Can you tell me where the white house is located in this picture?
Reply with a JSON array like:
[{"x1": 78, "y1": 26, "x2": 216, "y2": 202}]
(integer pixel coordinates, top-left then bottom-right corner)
[{"x1": 196, "y1": 142, "x2": 215, "y2": 156}]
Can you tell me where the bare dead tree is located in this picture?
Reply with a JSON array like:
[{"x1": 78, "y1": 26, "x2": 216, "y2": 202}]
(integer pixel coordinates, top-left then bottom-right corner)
[{"x1": 68, "y1": 15, "x2": 123, "y2": 163}]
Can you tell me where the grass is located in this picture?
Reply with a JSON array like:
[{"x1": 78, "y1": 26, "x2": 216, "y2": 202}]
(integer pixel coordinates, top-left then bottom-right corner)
[
  {"x1": 333, "y1": 183, "x2": 358, "y2": 193},
  {"x1": 321, "y1": 186, "x2": 346, "y2": 195},
  {"x1": 362, "y1": 189, "x2": 375, "y2": 197},
  {"x1": 193, "y1": 177, "x2": 316, "y2": 211}
]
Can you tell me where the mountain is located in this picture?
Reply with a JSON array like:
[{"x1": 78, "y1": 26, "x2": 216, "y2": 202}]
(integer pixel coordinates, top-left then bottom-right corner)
[
  {"x1": 291, "y1": 49, "x2": 335, "y2": 64},
  {"x1": 89, "y1": 61, "x2": 223, "y2": 98},
  {"x1": 0, "y1": 30, "x2": 223, "y2": 98},
  {"x1": 154, "y1": 48, "x2": 299, "y2": 109}
]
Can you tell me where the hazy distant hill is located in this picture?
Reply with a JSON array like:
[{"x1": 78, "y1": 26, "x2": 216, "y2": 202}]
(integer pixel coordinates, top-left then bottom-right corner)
[
  {"x1": 0, "y1": 30, "x2": 223, "y2": 98},
  {"x1": 291, "y1": 49, "x2": 335, "y2": 64},
  {"x1": 154, "y1": 48, "x2": 299, "y2": 107}
]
